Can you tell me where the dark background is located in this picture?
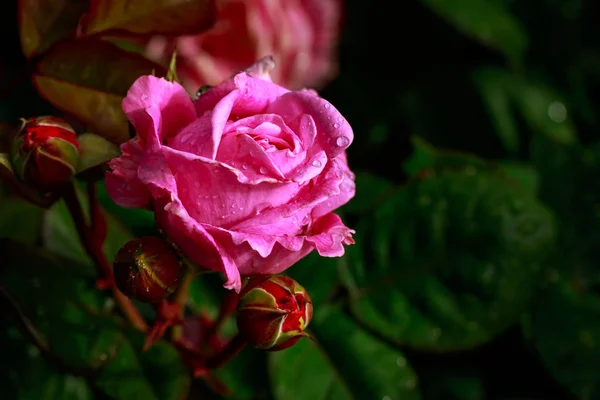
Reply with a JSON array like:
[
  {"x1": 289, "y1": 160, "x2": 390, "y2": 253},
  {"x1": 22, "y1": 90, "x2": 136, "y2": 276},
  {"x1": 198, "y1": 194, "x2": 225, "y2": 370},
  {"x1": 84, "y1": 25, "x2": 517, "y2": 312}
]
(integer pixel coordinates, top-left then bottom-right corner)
[{"x1": 2, "y1": 0, "x2": 599, "y2": 399}]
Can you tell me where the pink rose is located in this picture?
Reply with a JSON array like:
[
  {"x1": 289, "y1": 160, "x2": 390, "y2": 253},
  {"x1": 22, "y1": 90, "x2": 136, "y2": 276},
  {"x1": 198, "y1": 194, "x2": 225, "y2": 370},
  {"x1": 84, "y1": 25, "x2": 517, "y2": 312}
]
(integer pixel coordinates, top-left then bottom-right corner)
[
  {"x1": 146, "y1": 0, "x2": 341, "y2": 93},
  {"x1": 106, "y1": 59, "x2": 355, "y2": 292}
]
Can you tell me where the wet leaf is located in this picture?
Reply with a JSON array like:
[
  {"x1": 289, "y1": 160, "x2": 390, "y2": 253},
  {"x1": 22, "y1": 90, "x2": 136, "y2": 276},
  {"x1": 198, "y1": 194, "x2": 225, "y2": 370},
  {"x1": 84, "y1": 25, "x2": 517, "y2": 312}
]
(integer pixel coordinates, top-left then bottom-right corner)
[
  {"x1": 341, "y1": 169, "x2": 555, "y2": 351},
  {"x1": 81, "y1": 0, "x2": 215, "y2": 37},
  {"x1": 270, "y1": 307, "x2": 421, "y2": 400},
  {"x1": 32, "y1": 39, "x2": 166, "y2": 144}
]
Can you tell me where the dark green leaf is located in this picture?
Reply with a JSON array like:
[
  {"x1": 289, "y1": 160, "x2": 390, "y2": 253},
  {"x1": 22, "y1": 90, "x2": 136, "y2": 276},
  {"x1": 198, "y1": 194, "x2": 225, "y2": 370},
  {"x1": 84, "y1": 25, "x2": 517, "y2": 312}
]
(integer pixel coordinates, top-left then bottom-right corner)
[
  {"x1": 43, "y1": 184, "x2": 133, "y2": 266},
  {"x1": 524, "y1": 281, "x2": 600, "y2": 400},
  {"x1": 0, "y1": 239, "x2": 120, "y2": 369},
  {"x1": 342, "y1": 172, "x2": 396, "y2": 215},
  {"x1": 402, "y1": 136, "x2": 487, "y2": 178},
  {"x1": 32, "y1": 39, "x2": 166, "y2": 144},
  {"x1": 81, "y1": 0, "x2": 215, "y2": 37},
  {"x1": 270, "y1": 307, "x2": 421, "y2": 400},
  {"x1": 96, "y1": 334, "x2": 191, "y2": 400},
  {"x1": 420, "y1": 0, "x2": 528, "y2": 65},
  {"x1": 19, "y1": 0, "x2": 88, "y2": 58},
  {"x1": 0, "y1": 195, "x2": 43, "y2": 244},
  {"x1": 341, "y1": 169, "x2": 555, "y2": 351}
]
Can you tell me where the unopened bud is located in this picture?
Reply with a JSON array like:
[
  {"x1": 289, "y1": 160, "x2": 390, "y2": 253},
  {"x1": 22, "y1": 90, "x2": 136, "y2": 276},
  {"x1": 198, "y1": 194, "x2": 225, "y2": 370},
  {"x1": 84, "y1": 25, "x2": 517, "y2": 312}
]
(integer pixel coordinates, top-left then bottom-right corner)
[
  {"x1": 11, "y1": 116, "x2": 79, "y2": 191},
  {"x1": 236, "y1": 275, "x2": 313, "y2": 351},
  {"x1": 113, "y1": 237, "x2": 182, "y2": 303}
]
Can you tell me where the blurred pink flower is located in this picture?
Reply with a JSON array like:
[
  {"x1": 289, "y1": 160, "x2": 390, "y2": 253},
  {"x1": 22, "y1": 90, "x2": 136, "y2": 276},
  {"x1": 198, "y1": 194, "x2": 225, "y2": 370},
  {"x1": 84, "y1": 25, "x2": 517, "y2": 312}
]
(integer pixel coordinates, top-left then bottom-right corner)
[{"x1": 146, "y1": 0, "x2": 342, "y2": 92}]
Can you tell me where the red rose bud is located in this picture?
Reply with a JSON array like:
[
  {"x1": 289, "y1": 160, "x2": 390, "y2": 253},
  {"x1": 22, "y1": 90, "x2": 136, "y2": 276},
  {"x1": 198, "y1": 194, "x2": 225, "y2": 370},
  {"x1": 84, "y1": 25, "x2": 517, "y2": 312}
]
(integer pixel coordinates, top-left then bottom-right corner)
[
  {"x1": 11, "y1": 116, "x2": 80, "y2": 191},
  {"x1": 236, "y1": 275, "x2": 313, "y2": 351},
  {"x1": 113, "y1": 237, "x2": 182, "y2": 303}
]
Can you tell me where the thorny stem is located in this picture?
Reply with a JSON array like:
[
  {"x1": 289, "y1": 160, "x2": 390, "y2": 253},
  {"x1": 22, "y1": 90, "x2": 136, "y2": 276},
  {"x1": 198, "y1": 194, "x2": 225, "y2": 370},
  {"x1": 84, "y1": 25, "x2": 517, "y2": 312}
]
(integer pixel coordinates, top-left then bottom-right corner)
[
  {"x1": 205, "y1": 332, "x2": 247, "y2": 369},
  {"x1": 63, "y1": 183, "x2": 148, "y2": 332}
]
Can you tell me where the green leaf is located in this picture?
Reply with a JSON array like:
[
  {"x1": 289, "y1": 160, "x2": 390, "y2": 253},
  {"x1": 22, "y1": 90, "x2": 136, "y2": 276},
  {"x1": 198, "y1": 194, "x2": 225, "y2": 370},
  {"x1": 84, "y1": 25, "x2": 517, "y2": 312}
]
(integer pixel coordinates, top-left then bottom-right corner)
[
  {"x1": 76, "y1": 133, "x2": 120, "y2": 173},
  {"x1": 96, "y1": 334, "x2": 191, "y2": 400},
  {"x1": 342, "y1": 172, "x2": 396, "y2": 215},
  {"x1": 81, "y1": 0, "x2": 215, "y2": 37},
  {"x1": 496, "y1": 161, "x2": 539, "y2": 196},
  {"x1": 0, "y1": 239, "x2": 122, "y2": 369},
  {"x1": 419, "y1": 0, "x2": 528, "y2": 65},
  {"x1": 473, "y1": 68, "x2": 578, "y2": 150},
  {"x1": 402, "y1": 136, "x2": 487, "y2": 178},
  {"x1": 341, "y1": 169, "x2": 555, "y2": 351},
  {"x1": 531, "y1": 137, "x2": 600, "y2": 285},
  {"x1": 524, "y1": 281, "x2": 600, "y2": 400},
  {"x1": 97, "y1": 182, "x2": 158, "y2": 238},
  {"x1": 32, "y1": 39, "x2": 167, "y2": 144},
  {"x1": 18, "y1": 0, "x2": 88, "y2": 58},
  {"x1": 270, "y1": 307, "x2": 421, "y2": 400},
  {"x1": 0, "y1": 195, "x2": 43, "y2": 244},
  {"x1": 43, "y1": 185, "x2": 133, "y2": 266},
  {"x1": 473, "y1": 68, "x2": 520, "y2": 154}
]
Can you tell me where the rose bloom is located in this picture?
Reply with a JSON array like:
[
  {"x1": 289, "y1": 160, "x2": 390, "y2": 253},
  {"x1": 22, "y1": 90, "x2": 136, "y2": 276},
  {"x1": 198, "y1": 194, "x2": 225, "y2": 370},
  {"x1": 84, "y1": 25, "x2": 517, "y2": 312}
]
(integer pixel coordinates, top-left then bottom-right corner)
[
  {"x1": 146, "y1": 0, "x2": 342, "y2": 93},
  {"x1": 106, "y1": 59, "x2": 355, "y2": 292}
]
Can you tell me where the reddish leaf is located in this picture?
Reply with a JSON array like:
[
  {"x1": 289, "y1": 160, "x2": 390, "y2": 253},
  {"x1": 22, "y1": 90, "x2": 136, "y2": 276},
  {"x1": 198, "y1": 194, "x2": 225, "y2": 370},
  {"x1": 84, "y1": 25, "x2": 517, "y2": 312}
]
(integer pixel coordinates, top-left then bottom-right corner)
[
  {"x1": 32, "y1": 39, "x2": 167, "y2": 144},
  {"x1": 18, "y1": 0, "x2": 88, "y2": 59},
  {"x1": 81, "y1": 0, "x2": 216, "y2": 37}
]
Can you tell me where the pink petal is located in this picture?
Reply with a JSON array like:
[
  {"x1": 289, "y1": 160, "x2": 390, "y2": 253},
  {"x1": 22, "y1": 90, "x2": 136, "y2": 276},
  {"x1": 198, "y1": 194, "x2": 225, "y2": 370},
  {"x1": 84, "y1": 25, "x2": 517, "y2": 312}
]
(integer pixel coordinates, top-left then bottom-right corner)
[
  {"x1": 266, "y1": 91, "x2": 353, "y2": 159},
  {"x1": 105, "y1": 138, "x2": 150, "y2": 208},
  {"x1": 136, "y1": 147, "x2": 242, "y2": 291},
  {"x1": 194, "y1": 72, "x2": 289, "y2": 117},
  {"x1": 161, "y1": 146, "x2": 301, "y2": 228},
  {"x1": 123, "y1": 75, "x2": 196, "y2": 146},
  {"x1": 311, "y1": 152, "x2": 356, "y2": 218},
  {"x1": 306, "y1": 212, "x2": 355, "y2": 257}
]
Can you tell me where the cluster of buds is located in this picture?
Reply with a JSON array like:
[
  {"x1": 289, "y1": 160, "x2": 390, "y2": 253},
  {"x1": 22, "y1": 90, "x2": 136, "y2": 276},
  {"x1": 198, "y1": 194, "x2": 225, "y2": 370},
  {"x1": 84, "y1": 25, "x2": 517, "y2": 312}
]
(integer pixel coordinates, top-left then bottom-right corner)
[
  {"x1": 113, "y1": 237, "x2": 183, "y2": 303},
  {"x1": 10, "y1": 116, "x2": 80, "y2": 191},
  {"x1": 236, "y1": 275, "x2": 313, "y2": 351}
]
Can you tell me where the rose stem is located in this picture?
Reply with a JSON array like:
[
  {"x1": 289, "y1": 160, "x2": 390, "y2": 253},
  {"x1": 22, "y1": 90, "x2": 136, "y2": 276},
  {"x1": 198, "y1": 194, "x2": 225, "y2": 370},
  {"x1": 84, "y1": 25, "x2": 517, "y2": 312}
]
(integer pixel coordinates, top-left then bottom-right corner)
[
  {"x1": 170, "y1": 269, "x2": 195, "y2": 341},
  {"x1": 87, "y1": 182, "x2": 103, "y2": 238},
  {"x1": 63, "y1": 183, "x2": 148, "y2": 332},
  {"x1": 206, "y1": 289, "x2": 239, "y2": 345},
  {"x1": 205, "y1": 332, "x2": 247, "y2": 369}
]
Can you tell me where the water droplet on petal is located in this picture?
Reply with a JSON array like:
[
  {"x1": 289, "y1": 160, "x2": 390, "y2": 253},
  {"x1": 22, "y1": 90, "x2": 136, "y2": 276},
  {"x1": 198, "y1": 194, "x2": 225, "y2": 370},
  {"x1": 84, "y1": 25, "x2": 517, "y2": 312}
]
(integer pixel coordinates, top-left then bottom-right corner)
[
  {"x1": 324, "y1": 103, "x2": 330, "y2": 109},
  {"x1": 241, "y1": 164, "x2": 249, "y2": 170},
  {"x1": 142, "y1": 94, "x2": 148, "y2": 100},
  {"x1": 336, "y1": 136, "x2": 349, "y2": 147},
  {"x1": 333, "y1": 123, "x2": 340, "y2": 129},
  {"x1": 311, "y1": 159, "x2": 322, "y2": 168},
  {"x1": 259, "y1": 167, "x2": 268, "y2": 174}
]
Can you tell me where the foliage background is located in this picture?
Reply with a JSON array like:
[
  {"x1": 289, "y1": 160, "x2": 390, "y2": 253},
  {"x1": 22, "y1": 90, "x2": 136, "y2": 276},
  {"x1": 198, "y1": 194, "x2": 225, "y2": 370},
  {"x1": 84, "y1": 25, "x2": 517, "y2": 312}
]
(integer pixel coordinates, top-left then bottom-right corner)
[{"x1": 1, "y1": 0, "x2": 599, "y2": 399}]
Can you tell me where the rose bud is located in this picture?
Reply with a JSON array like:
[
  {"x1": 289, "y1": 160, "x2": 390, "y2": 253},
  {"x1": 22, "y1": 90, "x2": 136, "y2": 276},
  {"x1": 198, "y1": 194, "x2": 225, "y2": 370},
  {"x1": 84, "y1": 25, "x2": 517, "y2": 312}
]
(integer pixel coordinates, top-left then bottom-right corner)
[
  {"x1": 113, "y1": 237, "x2": 182, "y2": 303},
  {"x1": 11, "y1": 116, "x2": 80, "y2": 191},
  {"x1": 236, "y1": 275, "x2": 313, "y2": 351}
]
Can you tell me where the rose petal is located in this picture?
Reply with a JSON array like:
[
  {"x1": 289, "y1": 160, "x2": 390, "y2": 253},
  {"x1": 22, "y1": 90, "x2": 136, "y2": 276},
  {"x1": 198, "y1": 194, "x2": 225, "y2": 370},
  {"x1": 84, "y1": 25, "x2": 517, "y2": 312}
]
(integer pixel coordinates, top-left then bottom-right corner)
[
  {"x1": 194, "y1": 72, "x2": 289, "y2": 117},
  {"x1": 266, "y1": 91, "x2": 353, "y2": 159},
  {"x1": 136, "y1": 148, "x2": 242, "y2": 291},
  {"x1": 306, "y1": 212, "x2": 355, "y2": 257},
  {"x1": 105, "y1": 138, "x2": 150, "y2": 208},
  {"x1": 161, "y1": 146, "x2": 301, "y2": 228},
  {"x1": 123, "y1": 75, "x2": 196, "y2": 145},
  {"x1": 311, "y1": 152, "x2": 356, "y2": 218}
]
